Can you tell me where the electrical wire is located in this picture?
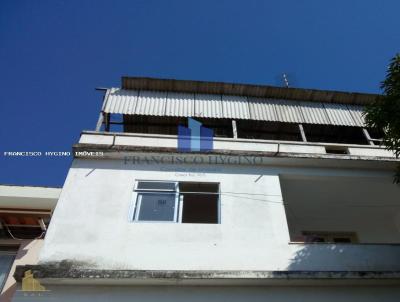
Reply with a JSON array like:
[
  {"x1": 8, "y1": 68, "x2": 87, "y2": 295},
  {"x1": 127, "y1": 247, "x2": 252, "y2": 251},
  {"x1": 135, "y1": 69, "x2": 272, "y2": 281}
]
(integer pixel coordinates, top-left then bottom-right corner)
[
  {"x1": 143, "y1": 191, "x2": 400, "y2": 207},
  {"x1": 0, "y1": 220, "x2": 46, "y2": 241}
]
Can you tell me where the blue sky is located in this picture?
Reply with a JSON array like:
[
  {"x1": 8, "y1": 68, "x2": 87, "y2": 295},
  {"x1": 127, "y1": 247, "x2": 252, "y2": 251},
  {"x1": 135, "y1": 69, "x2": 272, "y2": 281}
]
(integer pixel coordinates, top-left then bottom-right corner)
[{"x1": 0, "y1": 0, "x2": 399, "y2": 187}]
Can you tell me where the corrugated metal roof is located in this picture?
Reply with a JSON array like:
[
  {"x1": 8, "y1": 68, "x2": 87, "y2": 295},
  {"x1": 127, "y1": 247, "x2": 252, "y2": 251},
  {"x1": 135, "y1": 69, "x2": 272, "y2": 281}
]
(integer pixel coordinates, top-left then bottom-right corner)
[
  {"x1": 103, "y1": 88, "x2": 366, "y2": 127},
  {"x1": 324, "y1": 103, "x2": 356, "y2": 126},
  {"x1": 248, "y1": 97, "x2": 278, "y2": 121},
  {"x1": 135, "y1": 90, "x2": 167, "y2": 116},
  {"x1": 274, "y1": 99, "x2": 304, "y2": 123},
  {"x1": 194, "y1": 94, "x2": 223, "y2": 118},
  {"x1": 222, "y1": 95, "x2": 250, "y2": 119},
  {"x1": 104, "y1": 88, "x2": 139, "y2": 114},
  {"x1": 299, "y1": 102, "x2": 330, "y2": 124},
  {"x1": 347, "y1": 104, "x2": 366, "y2": 127},
  {"x1": 165, "y1": 92, "x2": 194, "y2": 117}
]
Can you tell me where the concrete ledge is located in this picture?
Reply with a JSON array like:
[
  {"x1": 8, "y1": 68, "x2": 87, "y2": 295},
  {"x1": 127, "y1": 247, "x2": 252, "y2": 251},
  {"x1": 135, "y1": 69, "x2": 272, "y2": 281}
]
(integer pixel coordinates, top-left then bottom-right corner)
[
  {"x1": 0, "y1": 185, "x2": 60, "y2": 211},
  {"x1": 72, "y1": 143, "x2": 399, "y2": 171},
  {"x1": 14, "y1": 264, "x2": 400, "y2": 286},
  {"x1": 77, "y1": 131, "x2": 398, "y2": 163}
]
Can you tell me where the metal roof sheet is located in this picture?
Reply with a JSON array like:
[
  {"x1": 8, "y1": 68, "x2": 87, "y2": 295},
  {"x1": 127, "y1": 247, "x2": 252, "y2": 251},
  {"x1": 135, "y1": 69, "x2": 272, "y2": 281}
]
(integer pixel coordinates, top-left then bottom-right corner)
[
  {"x1": 135, "y1": 90, "x2": 167, "y2": 116},
  {"x1": 347, "y1": 104, "x2": 366, "y2": 127},
  {"x1": 194, "y1": 94, "x2": 223, "y2": 118},
  {"x1": 104, "y1": 88, "x2": 139, "y2": 114},
  {"x1": 324, "y1": 103, "x2": 356, "y2": 126},
  {"x1": 274, "y1": 99, "x2": 305, "y2": 123},
  {"x1": 248, "y1": 97, "x2": 278, "y2": 121},
  {"x1": 222, "y1": 95, "x2": 250, "y2": 119},
  {"x1": 103, "y1": 88, "x2": 366, "y2": 127},
  {"x1": 165, "y1": 92, "x2": 195, "y2": 117},
  {"x1": 299, "y1": 102, "x2": 330, "y2": 125}
]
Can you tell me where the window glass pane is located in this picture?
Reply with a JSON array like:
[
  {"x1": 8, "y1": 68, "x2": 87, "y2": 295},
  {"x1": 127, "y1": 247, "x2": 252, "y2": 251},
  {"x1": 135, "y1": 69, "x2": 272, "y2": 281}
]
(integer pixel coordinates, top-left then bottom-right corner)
[
  {"x1": 136, "y1": 181, "x2": 176, "y2": 191},
  {"x1": 0, "y1": 254, "x2": 16, "y2": 292},
  {"x1": 179, "y1": 182, "x2": 219, "y2": 224},
  {"x1": 137, "y1": 193, "x2": 176, "y2": 221}
]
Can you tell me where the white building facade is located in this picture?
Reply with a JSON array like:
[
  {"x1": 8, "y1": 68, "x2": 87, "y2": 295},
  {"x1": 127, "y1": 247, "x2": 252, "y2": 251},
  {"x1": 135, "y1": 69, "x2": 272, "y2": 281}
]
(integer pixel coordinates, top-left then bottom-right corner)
[{"x1": 14, "y1": 78, "x2": 400, "y2": 301}]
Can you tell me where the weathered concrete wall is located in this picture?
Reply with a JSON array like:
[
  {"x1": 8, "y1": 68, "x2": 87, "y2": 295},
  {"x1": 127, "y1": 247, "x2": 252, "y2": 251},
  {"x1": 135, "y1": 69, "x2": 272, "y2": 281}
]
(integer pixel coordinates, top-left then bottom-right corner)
[
  {"x1": 38, "y1": 158, "x2": 400, "y2": 271},
  {"x1": 11, "y1": 285, "x2": 400, "y2": 302},
  {"x1": 40, "y1": 158, "x2": 289, "y2": 270}
]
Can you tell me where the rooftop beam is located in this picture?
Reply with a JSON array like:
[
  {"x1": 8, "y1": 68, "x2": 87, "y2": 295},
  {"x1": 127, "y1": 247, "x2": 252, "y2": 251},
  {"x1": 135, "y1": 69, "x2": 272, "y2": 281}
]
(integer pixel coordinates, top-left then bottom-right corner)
[{"x1": 121, "y1": 77, "x2": 381, "y2": 106}]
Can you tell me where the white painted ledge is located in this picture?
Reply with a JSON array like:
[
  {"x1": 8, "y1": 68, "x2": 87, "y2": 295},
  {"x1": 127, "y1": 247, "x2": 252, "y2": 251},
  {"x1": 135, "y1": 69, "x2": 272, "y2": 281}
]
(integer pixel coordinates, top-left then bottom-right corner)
[{"x1": 79, "y1": 131, "x2": 397, "y2": 160}]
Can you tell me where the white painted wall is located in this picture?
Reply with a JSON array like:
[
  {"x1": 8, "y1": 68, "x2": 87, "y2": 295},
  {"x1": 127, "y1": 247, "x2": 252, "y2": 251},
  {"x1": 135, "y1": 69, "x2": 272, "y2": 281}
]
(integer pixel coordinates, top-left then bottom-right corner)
[
  {"x1": 38, "y1": 158, "x2": 400, "y2": 271},
  {"x1": 281, "y1": 175, "x2": 400, "y2": 243}
]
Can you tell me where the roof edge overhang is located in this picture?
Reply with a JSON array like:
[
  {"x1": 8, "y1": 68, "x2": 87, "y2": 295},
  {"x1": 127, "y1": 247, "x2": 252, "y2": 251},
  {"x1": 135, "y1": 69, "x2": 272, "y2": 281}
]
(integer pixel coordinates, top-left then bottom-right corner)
[
  {"x1": 14, "y1": 265, "x2": 400, "y2": 286},
  {"x1": 72, "y1": 142, "x2": 399, "y2": 171},
  {"x1": 121, "y1": 76, "x2": 381, "y2": 106}
]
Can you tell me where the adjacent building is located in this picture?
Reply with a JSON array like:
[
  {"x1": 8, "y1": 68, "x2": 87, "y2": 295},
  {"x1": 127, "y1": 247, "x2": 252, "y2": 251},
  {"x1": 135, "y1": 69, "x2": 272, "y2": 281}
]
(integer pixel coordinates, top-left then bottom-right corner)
[
  {"x1": 0, "y1": 185, "x2": 59, "y2": 301},
  {"x1": 13, "y1": 77, "x2": 400, "y2": 301}
]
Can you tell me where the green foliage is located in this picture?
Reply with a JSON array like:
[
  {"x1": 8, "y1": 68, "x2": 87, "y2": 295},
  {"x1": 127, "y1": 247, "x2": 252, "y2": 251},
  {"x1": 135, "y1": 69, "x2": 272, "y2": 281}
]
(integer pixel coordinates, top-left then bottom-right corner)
[{"x1": 364, "y1": 54, "x2": 400, "y2": 183}]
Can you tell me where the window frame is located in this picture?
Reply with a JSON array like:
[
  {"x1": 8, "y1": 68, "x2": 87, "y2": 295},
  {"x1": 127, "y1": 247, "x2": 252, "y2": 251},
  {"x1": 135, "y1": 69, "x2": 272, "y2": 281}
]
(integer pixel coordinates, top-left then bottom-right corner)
[
  {"x1": 130, "y1": 180, "x2": 221, "y2": 224},
  {"x1": 134, "y1": 180, "x2": 178, "y2": 192},
  {"x1": 0, "y1": 247, "x2": 18, "y2": 292},
  {"x1": 132, "y1": 180, "x2": 180, "y2": 223}
]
